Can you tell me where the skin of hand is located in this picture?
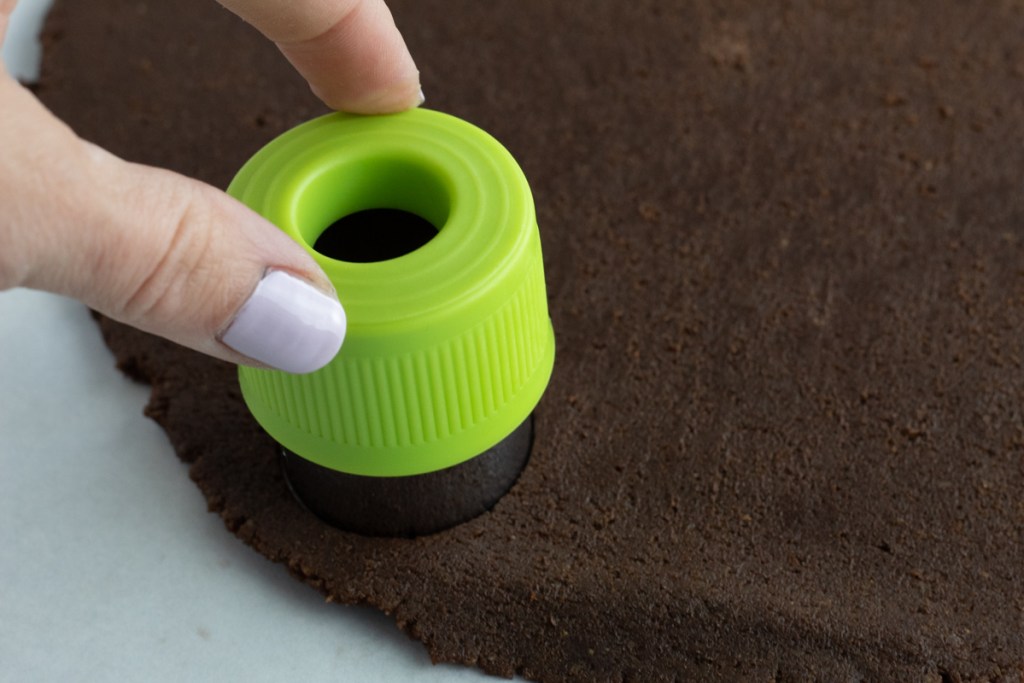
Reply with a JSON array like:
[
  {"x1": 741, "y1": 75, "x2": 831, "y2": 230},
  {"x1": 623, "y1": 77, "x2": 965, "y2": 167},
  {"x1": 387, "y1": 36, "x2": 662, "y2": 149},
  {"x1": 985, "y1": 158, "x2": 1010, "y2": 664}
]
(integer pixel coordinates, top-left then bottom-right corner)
[{"x1": 0, "y1": 0, "x2": 421, "y2": 374}]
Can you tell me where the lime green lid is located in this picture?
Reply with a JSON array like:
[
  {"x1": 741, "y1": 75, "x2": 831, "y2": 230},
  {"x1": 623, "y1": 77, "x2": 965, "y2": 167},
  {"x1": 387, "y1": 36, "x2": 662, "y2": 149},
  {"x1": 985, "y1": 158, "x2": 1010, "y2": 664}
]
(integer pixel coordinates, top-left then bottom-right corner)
[{"x1": 228, "y1": 109, "x2": 555, "y2": 477}]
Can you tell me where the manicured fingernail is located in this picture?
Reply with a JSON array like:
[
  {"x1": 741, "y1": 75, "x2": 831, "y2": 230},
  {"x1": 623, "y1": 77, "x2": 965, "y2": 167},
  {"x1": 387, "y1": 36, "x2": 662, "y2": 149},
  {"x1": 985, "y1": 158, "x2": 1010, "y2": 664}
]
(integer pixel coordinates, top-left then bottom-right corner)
[
  {"x1": 220, "y1": 270, "x2": 346, "y2": 374},
  {"x1": 416, "y1": 87, "x2": 426, "y2": 106}
]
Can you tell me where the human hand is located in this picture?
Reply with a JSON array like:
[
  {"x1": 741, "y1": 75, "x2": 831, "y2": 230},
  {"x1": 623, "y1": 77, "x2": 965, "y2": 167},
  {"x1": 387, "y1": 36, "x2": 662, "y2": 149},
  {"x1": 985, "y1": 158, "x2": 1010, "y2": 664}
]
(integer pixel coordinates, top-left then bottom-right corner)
[{"x1": 0, "y1": 0, "x2": 421, "y2": 373}]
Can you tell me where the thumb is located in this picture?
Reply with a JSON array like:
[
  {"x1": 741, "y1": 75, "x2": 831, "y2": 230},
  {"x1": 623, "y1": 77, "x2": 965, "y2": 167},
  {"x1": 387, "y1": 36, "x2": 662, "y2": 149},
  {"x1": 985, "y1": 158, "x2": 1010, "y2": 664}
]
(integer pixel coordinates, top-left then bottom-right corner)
[{"x1": 1, "y1": 79, "x2": 345, "y2": 374}]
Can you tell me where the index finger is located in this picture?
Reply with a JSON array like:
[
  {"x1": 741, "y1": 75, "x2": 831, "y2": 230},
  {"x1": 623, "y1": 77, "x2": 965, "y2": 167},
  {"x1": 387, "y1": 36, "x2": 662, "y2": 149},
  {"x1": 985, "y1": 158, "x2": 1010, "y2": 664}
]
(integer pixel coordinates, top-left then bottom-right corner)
[{"x1": 217, "y1": 0, "x2": 421, "y2": 114}]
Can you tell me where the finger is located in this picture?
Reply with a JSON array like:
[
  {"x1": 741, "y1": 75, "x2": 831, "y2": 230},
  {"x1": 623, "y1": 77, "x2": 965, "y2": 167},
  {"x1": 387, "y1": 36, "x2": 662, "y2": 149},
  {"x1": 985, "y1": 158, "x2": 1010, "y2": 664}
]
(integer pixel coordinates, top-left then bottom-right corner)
[
  {"x1": 217, "y1": 0, "x2": 421, "y2": 114},
  {"x1": 0, "y1": 79, "x2": 345, "y2": 374}
]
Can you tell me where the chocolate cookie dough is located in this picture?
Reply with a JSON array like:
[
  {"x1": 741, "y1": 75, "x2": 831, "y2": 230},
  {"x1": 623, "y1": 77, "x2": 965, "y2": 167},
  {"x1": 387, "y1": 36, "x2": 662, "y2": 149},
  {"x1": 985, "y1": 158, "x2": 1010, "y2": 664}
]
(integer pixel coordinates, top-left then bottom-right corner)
[{"x1": 38, "y1": 1, "x2": 1024, "y2": 680}]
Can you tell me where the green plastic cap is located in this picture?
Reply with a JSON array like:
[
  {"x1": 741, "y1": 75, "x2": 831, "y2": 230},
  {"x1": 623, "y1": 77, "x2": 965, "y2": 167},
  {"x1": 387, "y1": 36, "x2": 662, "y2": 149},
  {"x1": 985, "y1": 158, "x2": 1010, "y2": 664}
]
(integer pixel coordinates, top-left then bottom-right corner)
[{"x1": 227, "y1": 109, "x2": 555, "y2": 477}]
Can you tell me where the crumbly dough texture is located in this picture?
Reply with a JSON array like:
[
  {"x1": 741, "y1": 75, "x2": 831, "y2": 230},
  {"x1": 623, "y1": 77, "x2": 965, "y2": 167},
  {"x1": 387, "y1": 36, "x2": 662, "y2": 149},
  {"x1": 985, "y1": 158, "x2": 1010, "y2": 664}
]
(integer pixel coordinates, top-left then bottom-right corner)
[{"x1": 40, "y1": 1, "x2": 1024, "y2": 680}]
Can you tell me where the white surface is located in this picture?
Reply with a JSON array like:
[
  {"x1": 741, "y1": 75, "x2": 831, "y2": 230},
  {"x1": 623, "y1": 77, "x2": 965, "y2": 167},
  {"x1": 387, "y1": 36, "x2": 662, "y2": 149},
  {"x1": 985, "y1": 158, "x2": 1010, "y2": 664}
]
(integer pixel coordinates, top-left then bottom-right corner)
[
  {"x1": 1, "y1": 0, "x2": 52, "y2": 81},
  {"x1": 0, "y1": 7, "x2": 496, "y2": 683}
]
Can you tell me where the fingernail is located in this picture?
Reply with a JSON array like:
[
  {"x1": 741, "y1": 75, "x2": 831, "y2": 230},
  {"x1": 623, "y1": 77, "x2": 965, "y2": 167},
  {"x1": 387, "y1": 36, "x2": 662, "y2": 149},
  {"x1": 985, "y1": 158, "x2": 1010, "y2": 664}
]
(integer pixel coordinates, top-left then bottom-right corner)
[
  {"x1": 416, "y1": 87, "x2": 426, "y2": 106},
  {"x1": 220, "y1": 270, "x2": 346, "y2": 374}
]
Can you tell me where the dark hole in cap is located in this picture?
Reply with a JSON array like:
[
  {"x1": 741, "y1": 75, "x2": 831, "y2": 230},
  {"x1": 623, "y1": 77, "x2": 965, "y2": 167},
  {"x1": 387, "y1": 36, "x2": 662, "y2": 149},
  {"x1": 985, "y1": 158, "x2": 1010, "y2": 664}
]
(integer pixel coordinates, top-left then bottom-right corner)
[{"x1": 314, "y1": 208, "x2": 438, "y2": 263}]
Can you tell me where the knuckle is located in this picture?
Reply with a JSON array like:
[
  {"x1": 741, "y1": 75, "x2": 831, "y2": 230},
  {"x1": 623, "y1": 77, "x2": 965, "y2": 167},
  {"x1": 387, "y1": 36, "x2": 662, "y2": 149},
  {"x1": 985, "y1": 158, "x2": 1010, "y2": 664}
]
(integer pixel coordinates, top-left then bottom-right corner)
[{"x1": 118, "y1": 184, "x2": 215, "y2": 325}]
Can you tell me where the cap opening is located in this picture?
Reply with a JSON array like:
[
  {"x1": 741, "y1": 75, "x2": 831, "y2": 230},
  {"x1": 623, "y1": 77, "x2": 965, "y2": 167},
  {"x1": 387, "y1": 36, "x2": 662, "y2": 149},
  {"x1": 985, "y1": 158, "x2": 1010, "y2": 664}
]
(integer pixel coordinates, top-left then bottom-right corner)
[
  {"x1": 314, "y1": 209, "x2": 437, "y2": 263},
  {"x1": 291, "y1": 154, "x2": 450, "y2": 264}
]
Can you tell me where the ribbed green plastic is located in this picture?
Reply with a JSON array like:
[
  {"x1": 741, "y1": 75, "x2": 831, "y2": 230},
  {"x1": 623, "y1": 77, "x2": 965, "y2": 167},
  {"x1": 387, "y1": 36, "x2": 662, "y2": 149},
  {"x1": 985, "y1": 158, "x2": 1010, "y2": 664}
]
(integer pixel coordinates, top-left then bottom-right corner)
[{"x1": 227, "y1": 109, "x2": 555, "y2": 477}]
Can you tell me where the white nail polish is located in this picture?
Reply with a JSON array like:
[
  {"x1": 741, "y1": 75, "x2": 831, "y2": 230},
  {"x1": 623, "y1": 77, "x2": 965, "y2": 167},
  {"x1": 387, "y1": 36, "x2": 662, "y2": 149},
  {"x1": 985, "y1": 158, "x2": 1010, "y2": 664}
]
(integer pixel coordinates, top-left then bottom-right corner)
[
  {"x1": 221, "y1": 270, "x2": 346, "y2": 374},
  {"x1": 416, "y1": 87, "x2": 426, "y2": 106}
]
